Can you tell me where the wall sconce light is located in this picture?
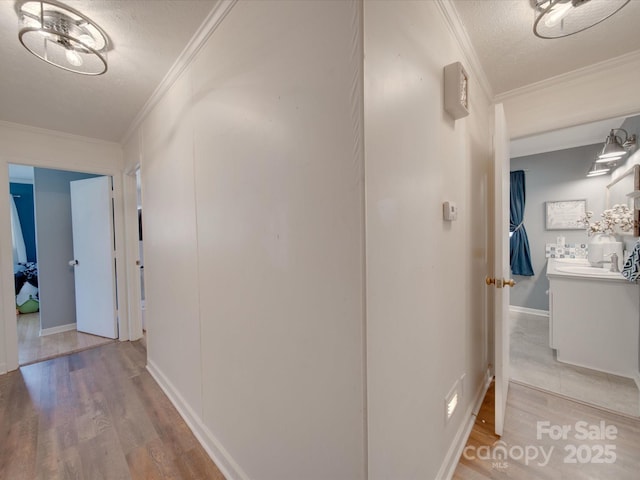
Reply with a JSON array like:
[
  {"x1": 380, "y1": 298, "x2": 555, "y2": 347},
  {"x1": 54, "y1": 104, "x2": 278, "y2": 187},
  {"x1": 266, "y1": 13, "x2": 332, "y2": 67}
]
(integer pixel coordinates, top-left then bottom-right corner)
[
  {"x1": 586, "y1": 161, "x2": 611, "y2": 177},
  {"x1": 596, "y1": 128, "x2": 637, "y2": 163},
  {"x1": 533, "y1": 0, "x2": 630, "y2": 39}
]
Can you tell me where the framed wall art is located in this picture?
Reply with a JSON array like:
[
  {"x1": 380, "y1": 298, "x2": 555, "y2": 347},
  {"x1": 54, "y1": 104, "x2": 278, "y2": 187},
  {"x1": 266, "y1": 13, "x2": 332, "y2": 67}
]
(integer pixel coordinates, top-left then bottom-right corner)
[{"x1": 545, "y1": 199, "x2": 586, "y2": 230}]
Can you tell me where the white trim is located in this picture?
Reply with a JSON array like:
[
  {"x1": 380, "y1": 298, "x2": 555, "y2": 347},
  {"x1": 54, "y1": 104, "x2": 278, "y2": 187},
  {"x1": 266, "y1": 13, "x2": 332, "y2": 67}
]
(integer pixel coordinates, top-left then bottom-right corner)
[
  {"x1": 634, "y1": 372, "x2": 640, "y2": 392},
  {"x1": 121, "y1": 0, "x2": 237, "y2": 144},
  {"x1": 122, "y1": 171, "x2": 143, "y2": 341},
  {"x1": 496, "y1": 50, "x2": 640, "y2": 102},
  {"x1": 0, "y1": 119, "x2": 121, "y2": 147},
  {"x1": 1, "y1": 142, "x2": 126, "y2": 371},
  {"x1": 112, "y1": 173, "x2": 129, "y2": 341},
  {"x1": 40, "y1": 322, "x2": 76, "y2": 337},
  {"x1": 509, "y1": 306, "x2": 549, "y2": 317},
  {"x1": 434, "y1": 0, "x2": 494, "y2": 102},
  {"x1": 146, "y1": 360, "x2": 249, "y2": 480},
  {"x1": 0, "y1": 362, "x2": 6, "y2": 375},
  {"x1": 437, "y1": 369, "x2": 493, "y2": 480}
]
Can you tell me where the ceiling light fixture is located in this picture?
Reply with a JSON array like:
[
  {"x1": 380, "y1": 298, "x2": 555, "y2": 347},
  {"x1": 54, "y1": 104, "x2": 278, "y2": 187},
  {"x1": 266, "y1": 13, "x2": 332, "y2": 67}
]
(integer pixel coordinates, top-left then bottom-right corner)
[
  {"x1": 596, "y1": 128, "x2": 636, "y2": 162},
  {"x1": 17, "y1": 0, "x2": 108, "y2": 75},
  {"x1": 533, "y1": 0, "x2": 630, "y2": 39}
]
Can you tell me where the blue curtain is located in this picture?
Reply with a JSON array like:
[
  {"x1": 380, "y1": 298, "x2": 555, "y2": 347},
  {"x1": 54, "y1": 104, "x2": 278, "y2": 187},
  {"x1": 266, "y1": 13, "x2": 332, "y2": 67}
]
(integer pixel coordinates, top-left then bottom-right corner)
[{"x1": 510, "y1": 170, "x2": 534, "y2": 276}]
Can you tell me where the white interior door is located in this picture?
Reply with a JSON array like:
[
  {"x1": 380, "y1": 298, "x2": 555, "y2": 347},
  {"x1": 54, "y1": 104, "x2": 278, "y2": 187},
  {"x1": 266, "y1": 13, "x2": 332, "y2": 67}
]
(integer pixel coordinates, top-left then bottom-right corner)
[
  {"x1": 493, "y1": 103, "x2": 512, "y2": 436},
  {"x1": 70, "y1": 176, "x2": 118, "y2": 339}
]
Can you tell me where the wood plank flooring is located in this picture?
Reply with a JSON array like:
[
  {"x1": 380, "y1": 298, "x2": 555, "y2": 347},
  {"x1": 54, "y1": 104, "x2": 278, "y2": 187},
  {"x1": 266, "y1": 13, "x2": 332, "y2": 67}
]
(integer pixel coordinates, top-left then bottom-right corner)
[
  {"x1": 0, "y1": 341, "x2": 226, "y2": 480},
  {"x1": 453, "y1": 381, "x2": 640, "y2": 479},
  {"x1": 7, "y1": 332, "x2": 639, "y2": 480},
  {"x1": 17, "y1": 313, "x2": 114, "y2": 366}
]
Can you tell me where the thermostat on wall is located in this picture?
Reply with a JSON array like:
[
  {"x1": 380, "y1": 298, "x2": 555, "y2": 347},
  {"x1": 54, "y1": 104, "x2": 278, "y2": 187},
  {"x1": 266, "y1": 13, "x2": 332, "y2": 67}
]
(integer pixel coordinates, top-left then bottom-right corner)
[{"x1": 443, "y1": 201, "x2": 457, "y2": 221}]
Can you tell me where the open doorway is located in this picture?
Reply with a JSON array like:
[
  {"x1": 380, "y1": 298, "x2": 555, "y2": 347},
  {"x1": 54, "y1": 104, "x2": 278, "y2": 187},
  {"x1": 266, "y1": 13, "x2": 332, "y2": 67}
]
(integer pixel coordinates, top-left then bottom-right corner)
[
  {"x1": 9, "y1": 164, "x2": 116, "y2": 365},
  {"x1": 507, "y1": 114, "x2": 640, "y2": 418}
]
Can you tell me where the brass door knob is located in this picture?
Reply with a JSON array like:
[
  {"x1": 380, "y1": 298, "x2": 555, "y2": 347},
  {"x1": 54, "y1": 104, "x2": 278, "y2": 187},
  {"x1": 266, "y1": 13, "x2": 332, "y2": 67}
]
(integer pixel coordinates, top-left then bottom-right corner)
[{"x1": 485, "y1": 277, "x2": 516, "y2": 288}]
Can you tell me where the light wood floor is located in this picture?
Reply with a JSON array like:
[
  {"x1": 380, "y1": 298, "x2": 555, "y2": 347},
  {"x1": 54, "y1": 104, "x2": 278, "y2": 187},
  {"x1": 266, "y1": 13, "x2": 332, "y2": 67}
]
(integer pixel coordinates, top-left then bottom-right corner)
[
  {"x1": 18, "y1": 313, "x2": 113, "y2": 366},
  {"x1": 510, "y1": 311, "x2": 639, "y2": 417},
  {"x1": 0, "y1": 340, "x2": 226, "y2": 480},
  {"x1": 454, "y1": 381, "x2": 640, "y2": 479}
]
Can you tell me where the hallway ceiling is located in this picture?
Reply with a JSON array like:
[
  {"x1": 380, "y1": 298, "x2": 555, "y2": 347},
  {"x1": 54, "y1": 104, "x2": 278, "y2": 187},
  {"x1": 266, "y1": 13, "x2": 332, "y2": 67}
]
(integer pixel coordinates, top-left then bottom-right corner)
[
  {"x1": 452, "y1": 0, "x2": 640, "y2": 95},
  {"x1": 0, "y1": 0, "x2": 215, "y2": 142},
  {"x1": 0, "y1": 1, "x2": 638, "y2": 143}
]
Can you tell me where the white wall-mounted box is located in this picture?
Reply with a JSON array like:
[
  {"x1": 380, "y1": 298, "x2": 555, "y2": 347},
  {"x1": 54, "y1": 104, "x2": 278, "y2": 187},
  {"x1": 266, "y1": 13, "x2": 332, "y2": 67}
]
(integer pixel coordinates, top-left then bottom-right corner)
[{"x1": 443, "y1": 62, "x2": 469, "y2": 120}]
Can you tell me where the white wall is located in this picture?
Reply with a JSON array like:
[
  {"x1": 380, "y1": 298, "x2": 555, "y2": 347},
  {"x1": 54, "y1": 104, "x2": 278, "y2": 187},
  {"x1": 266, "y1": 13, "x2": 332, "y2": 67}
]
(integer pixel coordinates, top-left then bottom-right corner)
[
  {"x1": 364, "y1": 1, "x2": 493, "y2": 479},
  {"x1": 125, "y1": 1, "x2": 366, "y2": 479},
  {"x1": 0, "y1": 121, "x2": 123, "y2": 373},
  {"x1": 499, "y1": 51, "x2": 640, "y2": 139}
]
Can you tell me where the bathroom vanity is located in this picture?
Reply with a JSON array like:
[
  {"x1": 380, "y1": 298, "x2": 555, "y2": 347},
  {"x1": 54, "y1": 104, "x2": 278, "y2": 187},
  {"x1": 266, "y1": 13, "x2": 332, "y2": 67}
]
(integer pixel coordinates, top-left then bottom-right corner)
[{"x1": 546, "y1": 258, "x2": 639, "y2": 380}]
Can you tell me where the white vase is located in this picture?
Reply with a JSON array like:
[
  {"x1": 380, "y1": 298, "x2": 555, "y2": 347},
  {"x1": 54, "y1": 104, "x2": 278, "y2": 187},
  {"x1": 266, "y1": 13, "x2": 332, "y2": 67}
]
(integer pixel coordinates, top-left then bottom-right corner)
[{"x1": 588, "y1": 233, "x2": 623, "y2": 269}]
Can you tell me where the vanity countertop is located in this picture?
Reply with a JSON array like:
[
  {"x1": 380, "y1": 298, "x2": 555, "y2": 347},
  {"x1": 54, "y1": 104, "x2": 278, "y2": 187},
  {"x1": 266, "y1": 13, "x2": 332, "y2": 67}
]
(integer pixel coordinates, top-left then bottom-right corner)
[{"x1": 546, "y1": 258, "x2": 628, "y2": 282}]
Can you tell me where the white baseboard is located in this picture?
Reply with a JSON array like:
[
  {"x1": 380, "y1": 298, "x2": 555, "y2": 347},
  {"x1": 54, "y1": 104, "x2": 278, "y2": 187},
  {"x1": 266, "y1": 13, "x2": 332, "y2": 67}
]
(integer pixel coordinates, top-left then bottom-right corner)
[
  {"x1": 146, "y1": 360, "x2": 249, "y2": 480},
  {"x1": 40, "y1": 323, "x2": 76, "y2": 336},
  {"x1": 0, "y1": 362, "x2": 6, "y2": 375},
  {"x1": 436, "y1": 369, "x2": 493, "y2": 480},
  {"x1": 634, "y1": 372, "x2": 640, "y2": 391},
  {"x1": 509, "y1": 306, "x2": 549, "y2": 317}
]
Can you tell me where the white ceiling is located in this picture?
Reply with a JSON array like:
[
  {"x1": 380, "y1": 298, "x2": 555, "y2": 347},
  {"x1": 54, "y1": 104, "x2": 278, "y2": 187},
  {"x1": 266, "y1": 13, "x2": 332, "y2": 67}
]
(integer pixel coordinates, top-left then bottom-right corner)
[
  {"x1": 0, "y1": 1, "x2": 638, "y2": 145},
  {"x1": 452, "y1": 0, "x2": 640, "y2": 95},
  {"x1": 0, "y1": 0, "x2": 216, "y2": 142}
]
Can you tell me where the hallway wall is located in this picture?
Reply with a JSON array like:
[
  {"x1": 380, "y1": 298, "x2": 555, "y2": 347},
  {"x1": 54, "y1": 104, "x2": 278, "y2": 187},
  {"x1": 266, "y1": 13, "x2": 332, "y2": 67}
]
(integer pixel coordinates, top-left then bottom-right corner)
[
  {"x1": 364, "y1": 1, "x2": 493, "y2": 478},
  {"x1": 124, "y1": 1, "x2": 495, "y2": 478},
  {"x1": 125, "y1": 1, "x2": 365, "y2": 479}
]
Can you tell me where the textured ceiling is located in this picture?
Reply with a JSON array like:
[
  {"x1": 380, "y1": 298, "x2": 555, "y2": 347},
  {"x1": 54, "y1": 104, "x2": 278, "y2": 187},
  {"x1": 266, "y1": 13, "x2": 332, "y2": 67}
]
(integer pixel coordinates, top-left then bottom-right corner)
[
  {"x1": 452, "y1": 0, "x2": 640, "y2": 95},
  {"x1": 2, "y1": 1, "x2": 638, "y2": 143},
  {"x1": 0, "y1": 0, "x2": 216, "y2": 142}
]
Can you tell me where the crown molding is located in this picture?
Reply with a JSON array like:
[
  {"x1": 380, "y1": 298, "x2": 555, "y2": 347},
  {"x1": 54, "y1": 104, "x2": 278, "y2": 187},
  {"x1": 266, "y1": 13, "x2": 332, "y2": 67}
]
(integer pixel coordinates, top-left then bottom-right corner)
[
  {"x1": 434, "y1": 0, "x2": 494, "y2": 103},
  {"x1": 496, "y1": 49, "x2": 640, "y2": 102},
  {"x1": 121, "y1": 0, "x2": 238, "y2": 145}
]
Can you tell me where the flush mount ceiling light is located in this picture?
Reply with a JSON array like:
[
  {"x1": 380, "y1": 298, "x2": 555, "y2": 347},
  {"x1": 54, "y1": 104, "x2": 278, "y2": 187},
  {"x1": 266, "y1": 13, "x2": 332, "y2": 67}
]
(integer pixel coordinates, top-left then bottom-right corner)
[
  {"x1": 534, "y1": 0, "x2": 630, "y2": 39},
  {"x1": 596, "y1": 128, "x2": 637, "y2": 162},
  {"x1": 17, "y1": 0, "x2": 108, "y2": 75}
]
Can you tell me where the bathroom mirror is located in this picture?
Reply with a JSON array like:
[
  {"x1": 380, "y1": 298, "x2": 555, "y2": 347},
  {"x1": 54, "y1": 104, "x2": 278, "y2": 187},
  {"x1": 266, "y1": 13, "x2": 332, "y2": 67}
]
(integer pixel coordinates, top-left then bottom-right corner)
[{"x1": 606, "y1": 164, "x2": 640, "y2": 236}]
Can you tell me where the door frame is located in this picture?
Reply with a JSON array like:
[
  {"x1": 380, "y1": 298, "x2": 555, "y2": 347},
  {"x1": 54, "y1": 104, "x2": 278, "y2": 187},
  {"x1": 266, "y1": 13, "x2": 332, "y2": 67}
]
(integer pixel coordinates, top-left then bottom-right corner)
[
  {"x1": 1, "y1": 159, "x2": 131, "y2": 373},
  {"x1": 492, "y1": 103, "x2": 511, "y2": 436},
  {"x1": 123, "y1": 164, "x2": 144, "y2": 342}
]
